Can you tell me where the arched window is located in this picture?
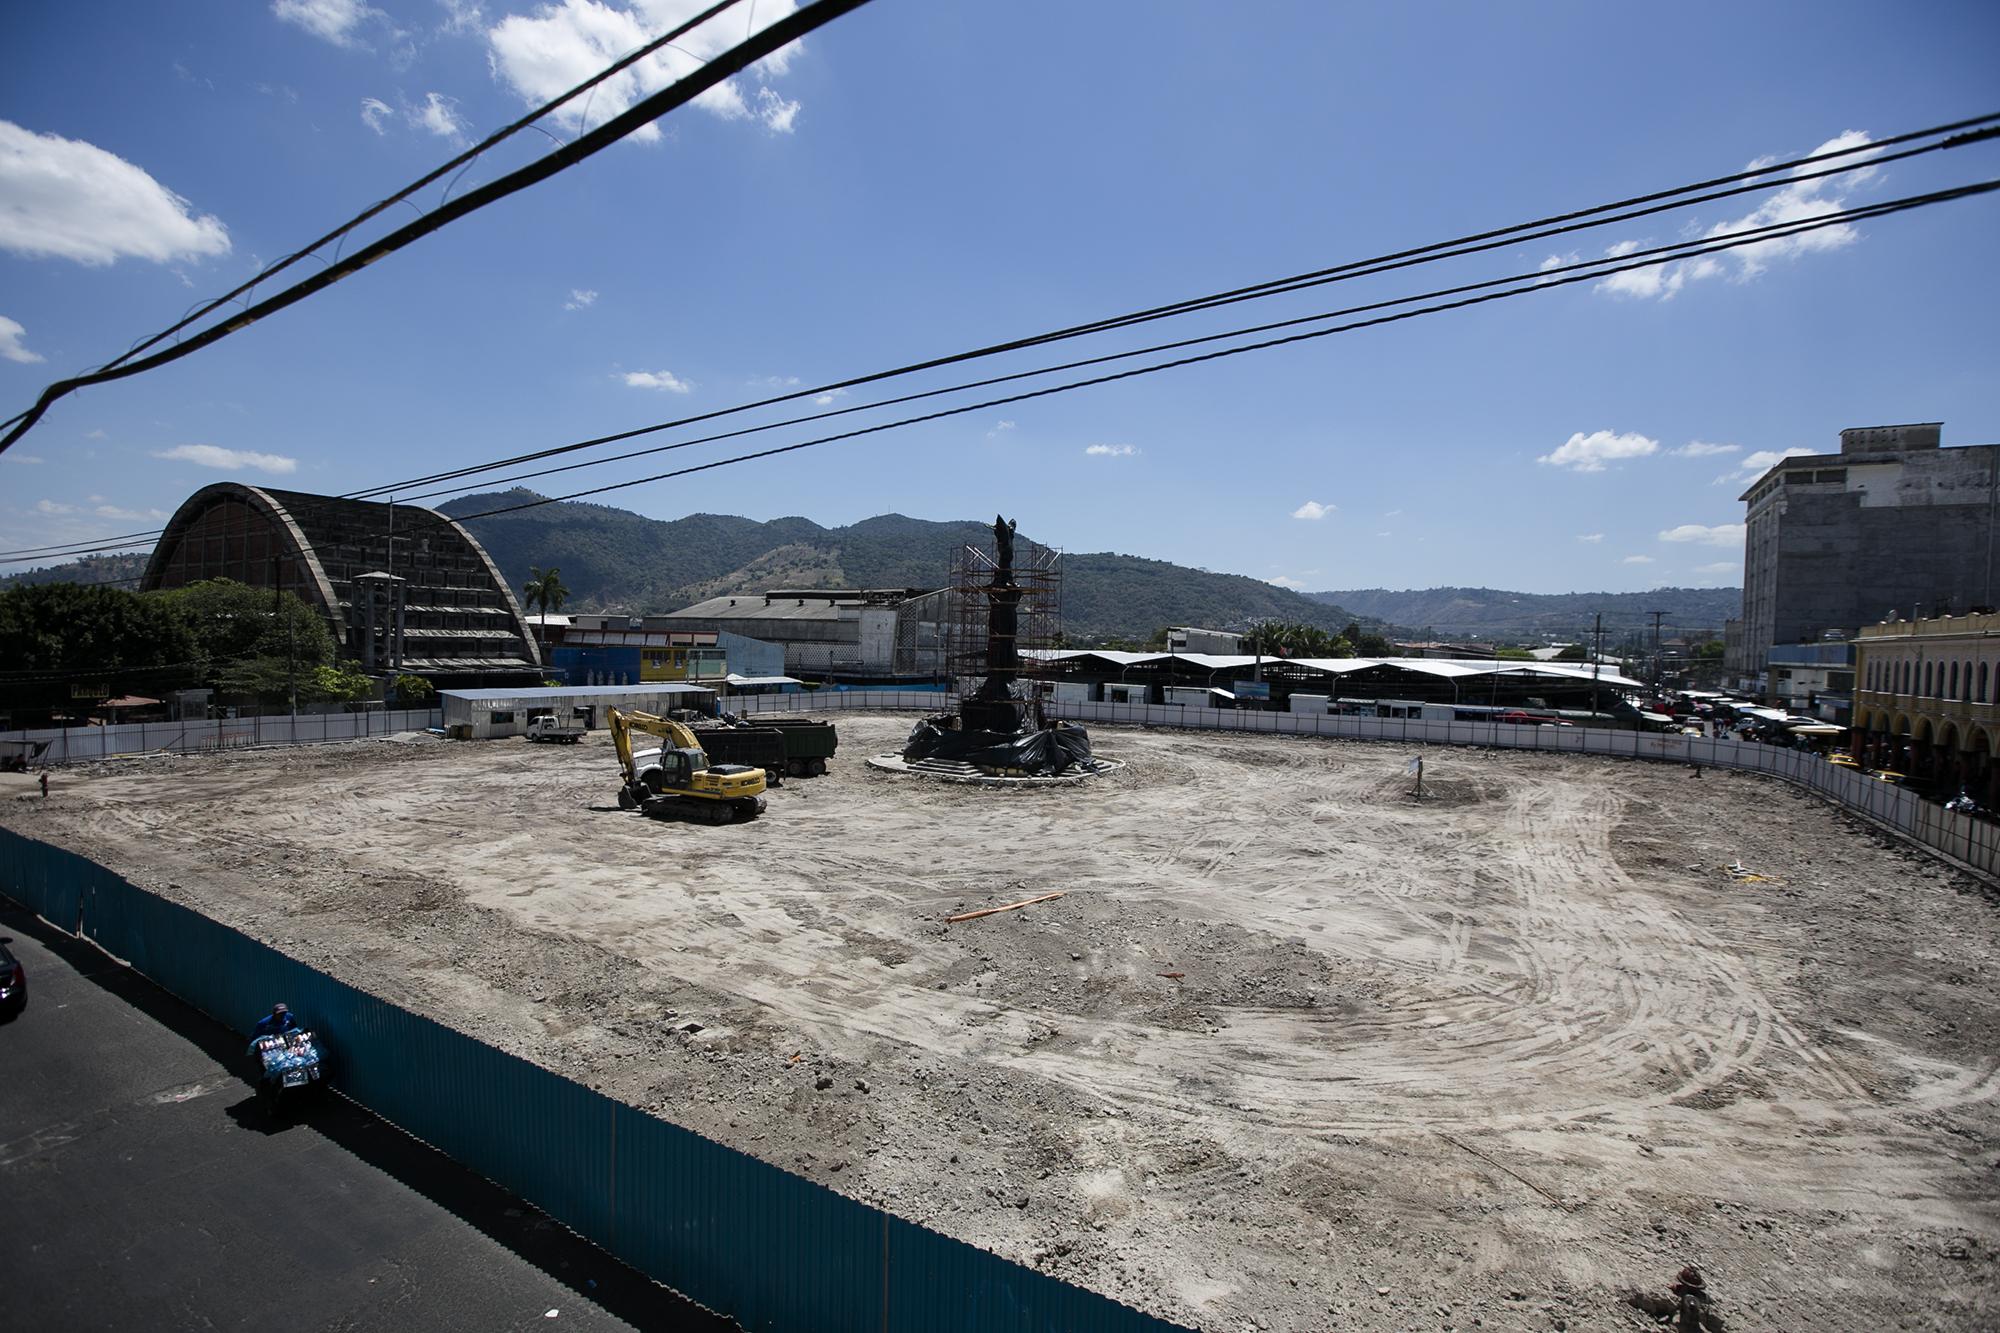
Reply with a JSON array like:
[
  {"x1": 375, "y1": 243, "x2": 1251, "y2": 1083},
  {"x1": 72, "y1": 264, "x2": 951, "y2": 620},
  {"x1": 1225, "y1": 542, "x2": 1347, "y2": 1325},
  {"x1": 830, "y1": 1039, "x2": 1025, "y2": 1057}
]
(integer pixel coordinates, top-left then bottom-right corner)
[
  {"x1": 1966, "y1": 660, "x2": 1976, "y2": 702},
  {"x1": 1950, "y1": 662, "x2": 1960, "y2": 699},
  {"x1": 1985, "y1": 662, "x2": 1994, "y2": 704},
  {"x1": 1901, "y1": 660, "x2": 1912, "y2": 693},
  {"x1": 1923, "y1": 661, "x2": 1934, "y2": 696}
]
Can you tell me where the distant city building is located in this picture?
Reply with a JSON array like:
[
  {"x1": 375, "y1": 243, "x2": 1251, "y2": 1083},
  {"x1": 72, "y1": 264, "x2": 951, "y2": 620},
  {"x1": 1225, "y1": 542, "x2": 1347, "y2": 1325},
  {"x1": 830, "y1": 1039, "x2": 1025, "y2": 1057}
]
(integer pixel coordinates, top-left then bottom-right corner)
[
  {"x1": 1765, "y1": 638, "x2": 1854, "y2": 723},
  {"x1": 1166, "y1": 626, "x2": 1244, "y2": 654},
  {"x1": 1852, "y1": 610, "x2": 1999, "y2": 804},
  {"x1": 1730, "y1": 423, "x2": 2000, "y2": 685},
  {"x1": 144, "y1": 483, "x2": 543, "y2": 685},
  {"x1": 653, "y1": 589, "x2": 949, "y2": 681}
]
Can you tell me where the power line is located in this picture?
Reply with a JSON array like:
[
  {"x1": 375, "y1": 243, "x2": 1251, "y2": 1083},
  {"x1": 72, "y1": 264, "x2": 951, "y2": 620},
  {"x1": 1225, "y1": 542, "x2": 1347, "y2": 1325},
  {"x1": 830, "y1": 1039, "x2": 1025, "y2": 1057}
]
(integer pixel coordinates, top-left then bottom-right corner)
[
  {"x1": 10, "y1": 112, "x2": 1996, "y2": 560},
  {"x1": 10, "y1": 178, "x2": 1997, "y2": 566},
  {"x1": 0, "y1": 0, "x2": 872, "y2": 455},
  {"x1": 10, "y1": 149, "x2": 1996, "y2": 569},
  {"x1": 445, "y1": 179, "x2": 2000, "y2": 523},
  {"x1": 349, "y1": 113, "x2": 2000, "y2": 502},
  {"x1": 391, "y1": 186, "x2": 1982, "y2": 507}
]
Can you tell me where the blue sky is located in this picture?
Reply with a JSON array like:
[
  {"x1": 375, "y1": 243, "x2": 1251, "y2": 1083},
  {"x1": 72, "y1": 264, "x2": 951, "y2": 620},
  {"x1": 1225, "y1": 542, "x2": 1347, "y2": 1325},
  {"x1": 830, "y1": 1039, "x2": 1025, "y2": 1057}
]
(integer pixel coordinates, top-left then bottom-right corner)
[{"x1": 3, "y1": 0, "x2": 1997, "y2": 595}]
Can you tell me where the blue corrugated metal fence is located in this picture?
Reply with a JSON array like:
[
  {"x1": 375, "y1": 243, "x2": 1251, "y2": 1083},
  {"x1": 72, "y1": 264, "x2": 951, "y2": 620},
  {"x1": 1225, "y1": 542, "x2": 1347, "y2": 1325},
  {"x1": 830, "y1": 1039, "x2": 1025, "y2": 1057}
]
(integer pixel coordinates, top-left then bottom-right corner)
[{"x1": 0, "y1": 826, "x2": 1191, "y2": 1333}]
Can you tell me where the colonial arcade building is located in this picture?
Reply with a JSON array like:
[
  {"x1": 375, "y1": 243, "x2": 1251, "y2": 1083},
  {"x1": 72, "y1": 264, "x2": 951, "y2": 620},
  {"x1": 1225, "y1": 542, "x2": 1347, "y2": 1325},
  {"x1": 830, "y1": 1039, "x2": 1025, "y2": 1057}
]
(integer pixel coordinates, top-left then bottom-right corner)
[{"x1": 1853, "y1": 611, "x2": 2000, "y2": 805}]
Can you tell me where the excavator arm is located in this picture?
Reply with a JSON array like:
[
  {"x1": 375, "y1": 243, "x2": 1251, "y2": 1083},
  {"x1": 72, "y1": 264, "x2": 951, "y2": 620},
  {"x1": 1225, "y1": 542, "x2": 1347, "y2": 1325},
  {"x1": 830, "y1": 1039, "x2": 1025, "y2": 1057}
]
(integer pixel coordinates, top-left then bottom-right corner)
[{"x1": 608, "y1": 708, "x2": 703, "y2": 786}]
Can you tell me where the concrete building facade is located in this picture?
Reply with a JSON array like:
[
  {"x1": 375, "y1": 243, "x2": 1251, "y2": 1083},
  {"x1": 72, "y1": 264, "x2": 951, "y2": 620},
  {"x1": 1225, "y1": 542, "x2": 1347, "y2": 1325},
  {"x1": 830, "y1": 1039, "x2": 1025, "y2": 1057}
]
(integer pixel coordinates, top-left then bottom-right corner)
[
  {"x1": 144, "y1": 483, "x2": 543, "y2": 684},
  {"x1": 1852, "y1": 611, "x2": 2000, "y2": 804},
  {"x1": 652, "y1": 589, "x2": 947, "y2": 681},
  {"x1": 1731, "y1": 423, "x2": 2000, "y2": 684}
]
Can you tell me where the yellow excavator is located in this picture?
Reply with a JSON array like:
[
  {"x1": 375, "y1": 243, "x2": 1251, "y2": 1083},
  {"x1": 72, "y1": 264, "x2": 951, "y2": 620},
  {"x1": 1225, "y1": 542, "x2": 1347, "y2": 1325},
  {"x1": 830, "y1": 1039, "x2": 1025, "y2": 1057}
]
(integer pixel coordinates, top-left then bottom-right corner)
[{"x1": 608, "y1": 708, "x2": 768, "y2": 823}]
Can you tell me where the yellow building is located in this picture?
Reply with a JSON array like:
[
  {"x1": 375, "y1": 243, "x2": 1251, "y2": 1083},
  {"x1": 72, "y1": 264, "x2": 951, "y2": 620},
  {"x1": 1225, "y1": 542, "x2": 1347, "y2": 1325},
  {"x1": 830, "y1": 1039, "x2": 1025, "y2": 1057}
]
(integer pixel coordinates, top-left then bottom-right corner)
[{"x1": 1853, "y1": 611, "x2": 1999, "y2": 803}]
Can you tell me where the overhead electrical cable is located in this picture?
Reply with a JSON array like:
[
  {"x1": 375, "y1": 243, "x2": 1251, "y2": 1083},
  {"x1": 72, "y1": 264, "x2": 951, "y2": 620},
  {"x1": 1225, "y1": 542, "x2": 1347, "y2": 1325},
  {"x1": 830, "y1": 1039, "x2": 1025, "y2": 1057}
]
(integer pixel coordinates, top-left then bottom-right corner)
[
  {"x1": 434, "y1": 179, "x2": 1999, "y2": 525},
  {"x1": 6, "y1": 179, "x2": 1994, "y2": 567},
  {"x1": 343, "y1": 112, "x2": 2000, "y2": 501},
  {"x1": 0, "y1": 0, "x2": 872, "y2": 455},
  {"x1": 6, "y1": 130, "x2": 1996, "y2": 561},
  {"x1": 389, "y1": 186, "x2": 1991, "y2": 506}
]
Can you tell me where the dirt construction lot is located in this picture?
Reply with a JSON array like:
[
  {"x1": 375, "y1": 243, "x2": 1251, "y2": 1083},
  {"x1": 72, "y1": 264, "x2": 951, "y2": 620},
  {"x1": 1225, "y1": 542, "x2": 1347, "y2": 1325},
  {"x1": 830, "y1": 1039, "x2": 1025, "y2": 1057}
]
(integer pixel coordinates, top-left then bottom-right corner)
[{"x1": 5, "y1": 714, "x2": 1997, "y2": 1331}]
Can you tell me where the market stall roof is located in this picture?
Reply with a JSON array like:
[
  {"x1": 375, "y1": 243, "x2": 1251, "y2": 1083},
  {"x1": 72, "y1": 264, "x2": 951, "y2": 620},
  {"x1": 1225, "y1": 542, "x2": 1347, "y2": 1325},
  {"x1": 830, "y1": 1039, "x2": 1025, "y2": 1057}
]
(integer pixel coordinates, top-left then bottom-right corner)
[
  {"x1": 1026, "y1": 650, "x2": 1643, "y2": 689},
  {"x1": 724, "y1": 674, "x2": 802, "y2": 687},
  {"x1": 438, "y1": 684, "x2": 712, "y2": 704},
  {"x1": 99, "y1": 696, "x2": 163, "y2": 709}
]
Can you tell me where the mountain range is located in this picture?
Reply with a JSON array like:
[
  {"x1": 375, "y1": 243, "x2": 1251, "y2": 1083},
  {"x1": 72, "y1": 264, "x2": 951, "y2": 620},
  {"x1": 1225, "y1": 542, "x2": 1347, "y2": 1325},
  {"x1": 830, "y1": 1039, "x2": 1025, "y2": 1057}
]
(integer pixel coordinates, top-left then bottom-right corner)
[
  {"x1": 2, "y1": 495, "x2": 1743, "y2": 646},
  {"x1": 1305, "y1": 586, "x2": 1741, "y2": 638},
  {"x1": 436, "y1": 492, "x2": 1383, "y2": 643}
]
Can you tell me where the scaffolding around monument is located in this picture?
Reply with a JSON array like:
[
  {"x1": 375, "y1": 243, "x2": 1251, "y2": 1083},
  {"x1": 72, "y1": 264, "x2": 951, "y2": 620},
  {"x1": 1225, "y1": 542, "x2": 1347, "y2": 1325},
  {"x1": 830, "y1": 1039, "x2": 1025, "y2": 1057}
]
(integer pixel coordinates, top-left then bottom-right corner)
[{"x1": 944, "y1": 534, "x2": 1062, "y2": 701}]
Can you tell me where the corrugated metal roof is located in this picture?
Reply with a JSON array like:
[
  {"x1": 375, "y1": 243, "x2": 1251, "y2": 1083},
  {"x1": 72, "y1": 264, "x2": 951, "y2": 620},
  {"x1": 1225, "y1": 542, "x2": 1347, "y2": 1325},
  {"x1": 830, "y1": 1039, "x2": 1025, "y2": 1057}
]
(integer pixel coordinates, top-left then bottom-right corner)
[
  {"x1": 1028, "y1": 650, "x2": 1643, "y2": 688},
  {"x1": 437, "y1": 684, "x2": 712, "y2": 702},
  {"x1": 666, "y1": 595, "x2": 857, "y2": 622}
]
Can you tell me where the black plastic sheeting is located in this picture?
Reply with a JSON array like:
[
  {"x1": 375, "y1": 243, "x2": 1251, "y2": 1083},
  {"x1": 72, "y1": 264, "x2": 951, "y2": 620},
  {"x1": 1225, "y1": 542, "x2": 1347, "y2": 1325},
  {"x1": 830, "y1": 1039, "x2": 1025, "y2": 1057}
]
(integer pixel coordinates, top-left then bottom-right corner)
[{"x1": 902, "y1": 718, "x2": 1098, "y2": 774}]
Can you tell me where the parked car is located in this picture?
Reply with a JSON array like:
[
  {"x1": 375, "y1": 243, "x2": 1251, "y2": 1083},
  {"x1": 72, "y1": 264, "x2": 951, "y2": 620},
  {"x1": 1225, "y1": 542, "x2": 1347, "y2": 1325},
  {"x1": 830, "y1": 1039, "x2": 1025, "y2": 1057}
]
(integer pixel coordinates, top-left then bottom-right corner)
[{"x1": 0, "y1": 938, "x2": 24, "y2": 1018}]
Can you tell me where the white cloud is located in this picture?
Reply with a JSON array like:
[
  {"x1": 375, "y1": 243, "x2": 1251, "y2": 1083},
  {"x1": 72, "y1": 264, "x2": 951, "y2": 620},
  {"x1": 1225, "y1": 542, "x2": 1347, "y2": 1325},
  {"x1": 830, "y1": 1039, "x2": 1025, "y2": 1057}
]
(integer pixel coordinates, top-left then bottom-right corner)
[
  {"x1": 813, "y1": 388, "x2": 847, "y2": 406},
  {"x1": 1085, "y1": 443, "x2": 1138, "y2": 458},
  {"x1": 438, "y1": 0, "x2": 484, "y2": 34},
  {"x1": 1659, "y1": 522, "x2": 1745, "y2": 547},
  {"x1": 0, "y1": 315, "x2": 44, "y2": 364},
  {"x1": 93, "y1": 503, "x2": 169, "y2": 522},
  {"x1": 1537, "y1": 251, "x2": 1579, "y2": 280},
  {"x1": 487, "y1": 0, "x2": 810, "y2": 146},
  {"x1": 1673, "y1": 440, "x2": 1739, "y2": 457},
  {"x1": 153, "y1": 443, "x2": 300, "y2": 474},
  {"x1": 35, "y1": 499, "x2": 76, "y2": 515},
  {"x1": 360, "y1": 97, "x2": 394, "y2": 134},
  {"x1": 274, "y1": 0, "x2": 381, "y2": 47},
  {"x1": 1537, "y1": 429, "x2": 1659, "y2": 472},
  {"x1": 750, "y1": 374, "x2": 800, "y2": 388},
  {"x1": 1382, "y1": 508, "x2": 1403, "y2": 518},
  {"x1": 85, "y1": 428, "x2": 107, "y2": 439},
  {"x1": 986, "y1": 419, "x2": 1015, "y2": 439},
  {"x1": 1695, "y1": 561, "x2": 1741, "y2": 577},
  {"x1": 755, "y1": 86, "x2": 800, "y2": 134},
  {"x1": 1596, "y1": 131, "x2": 1880, "y2": 301},
  {"x1": 1719, "y1": 446, "x2": 1816, "y2": 483},
  {"x1": 413, "y1": 91, "x2": 467, "y2": 140},
  {"x1": 1290, "y1": 500, "x2": 1333, "y2": 520},
  {"x1": 0, "y1": 122, "x2": 231, "y2": 266},
  {"x1": 623, "y1": 368, "x2": 692, "y2": 392},
  {"x1": 1268, "y1": 575, "x2": 1306, "y2": 590},
  {"x1": 1622, "y1": 555, "x2": 1655, "y2": 565},
  {"x1": 564, "y1": 287, "x2": 598, "y2": 310},
  {"x1": 1576, "y1": 532, "x2": 1604, "y2": 543}
]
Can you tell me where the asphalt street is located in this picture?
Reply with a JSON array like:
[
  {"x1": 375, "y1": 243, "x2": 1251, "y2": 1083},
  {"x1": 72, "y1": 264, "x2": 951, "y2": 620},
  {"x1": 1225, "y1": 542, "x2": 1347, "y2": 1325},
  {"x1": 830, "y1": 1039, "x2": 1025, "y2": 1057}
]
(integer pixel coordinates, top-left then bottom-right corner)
[{"x1": 0, "y1": 903, "x2": 734, "y2": 1333}]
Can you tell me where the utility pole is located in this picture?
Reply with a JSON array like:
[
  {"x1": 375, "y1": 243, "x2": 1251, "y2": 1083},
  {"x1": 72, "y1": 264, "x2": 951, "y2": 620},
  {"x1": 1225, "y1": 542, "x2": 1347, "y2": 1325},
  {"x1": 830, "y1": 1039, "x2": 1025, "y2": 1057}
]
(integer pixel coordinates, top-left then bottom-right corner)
[
  {"x1": 1591, "y1": 613, "x2": 1603, "y2": 722},
  {"x1": 1647, "y1": 609, "x2": 1669, "y2": 697}
]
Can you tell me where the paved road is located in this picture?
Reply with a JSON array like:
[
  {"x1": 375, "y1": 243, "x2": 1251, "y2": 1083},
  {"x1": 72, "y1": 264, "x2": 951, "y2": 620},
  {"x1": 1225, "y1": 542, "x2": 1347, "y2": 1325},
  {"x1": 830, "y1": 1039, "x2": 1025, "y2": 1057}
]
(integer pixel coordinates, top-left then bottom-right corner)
[{"x1": 0, "y1": 904, "x2": 733, "y2": 1333}]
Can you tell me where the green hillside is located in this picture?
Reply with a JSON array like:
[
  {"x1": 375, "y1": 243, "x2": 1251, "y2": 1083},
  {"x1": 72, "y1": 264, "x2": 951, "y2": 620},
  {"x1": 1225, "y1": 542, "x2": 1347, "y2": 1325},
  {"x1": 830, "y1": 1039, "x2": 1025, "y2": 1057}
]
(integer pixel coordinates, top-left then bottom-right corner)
[
  {"x1": 438, "y1": 492, "x2": 1369, "y2": 642},
  {"x1": 1308, "y1": 585, "x2": 1742, "y2": 638}
]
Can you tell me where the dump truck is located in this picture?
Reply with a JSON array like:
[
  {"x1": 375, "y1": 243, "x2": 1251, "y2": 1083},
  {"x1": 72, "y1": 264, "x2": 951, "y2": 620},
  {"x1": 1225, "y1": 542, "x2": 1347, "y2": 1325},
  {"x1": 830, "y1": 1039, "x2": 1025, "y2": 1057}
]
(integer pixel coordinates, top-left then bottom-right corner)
[{"x1": 688, "y1": 716, "x2": 838, "y2": 778}]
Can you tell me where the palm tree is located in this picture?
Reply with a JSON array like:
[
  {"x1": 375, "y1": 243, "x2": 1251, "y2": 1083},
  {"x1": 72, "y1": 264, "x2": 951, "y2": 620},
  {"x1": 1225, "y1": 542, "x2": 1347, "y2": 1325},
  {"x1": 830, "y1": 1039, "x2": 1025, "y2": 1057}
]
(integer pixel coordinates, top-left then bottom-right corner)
[{"x1": 523, "y1": 567, "x2": 569, "y2": 623}]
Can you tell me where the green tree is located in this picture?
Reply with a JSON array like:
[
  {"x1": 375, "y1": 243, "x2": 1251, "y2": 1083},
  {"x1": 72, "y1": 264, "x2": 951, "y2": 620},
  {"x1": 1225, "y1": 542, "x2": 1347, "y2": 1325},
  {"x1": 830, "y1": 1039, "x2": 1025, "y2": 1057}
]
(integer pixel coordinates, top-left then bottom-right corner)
[
  {"x1": 1555, "y1": 643, "x2": 1589, "y2": 662},
  {"x1": 1495, "y1": 646, "x2": 1534, "y2": 660},
  {"x1": 523, "y1": 566, "x2": 570, "y2": 621},
  {"x1": 153, "y1": 579, "x2": 331, "y2": 681},
  {"x1": 0, "y1": 582, "x2": 200, "y2": 715},
  {"x1": 391, "y1": 673, "x2": 435, "y2": 702},
  {"x1": 307, "y1": 663, "x2": 377, "y2": 705},
  {"x1": 1327, "y1": 635, "x2": 1356, "y2": 658}
]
